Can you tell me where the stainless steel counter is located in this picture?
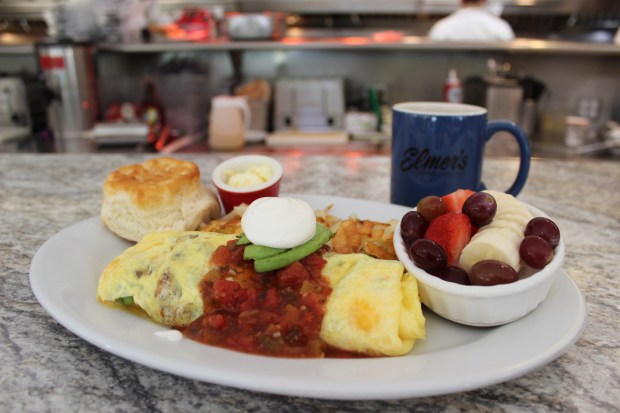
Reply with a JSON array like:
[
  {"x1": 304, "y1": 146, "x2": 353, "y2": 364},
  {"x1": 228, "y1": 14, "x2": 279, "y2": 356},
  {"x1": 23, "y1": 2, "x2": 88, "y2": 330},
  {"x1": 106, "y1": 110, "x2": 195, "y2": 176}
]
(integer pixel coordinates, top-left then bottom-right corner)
[{"x1": 1, "y1": 153, "x2": 618, "y2": 411}]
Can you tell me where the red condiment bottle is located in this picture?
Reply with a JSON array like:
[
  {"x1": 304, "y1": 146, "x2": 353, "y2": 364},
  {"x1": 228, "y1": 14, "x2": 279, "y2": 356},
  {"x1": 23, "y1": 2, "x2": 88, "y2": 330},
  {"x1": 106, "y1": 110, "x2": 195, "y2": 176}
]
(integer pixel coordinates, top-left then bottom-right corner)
[{"x1": 443, "y1": 68, "x2": 463, "y2": 104}]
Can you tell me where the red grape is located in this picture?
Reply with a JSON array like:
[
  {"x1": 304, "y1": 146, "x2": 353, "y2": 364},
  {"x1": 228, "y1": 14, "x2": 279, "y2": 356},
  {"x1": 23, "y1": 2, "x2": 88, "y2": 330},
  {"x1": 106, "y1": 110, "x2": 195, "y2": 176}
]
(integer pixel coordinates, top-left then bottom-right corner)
[
  {"x1": 437, "y1": 266, "x2": 471, "y2": 285},
  {"x1": 525, "y1": 217, "x2": 560, "y2": 248},
  {"x1": 409, "y1": 238, "x2": 448, "y2": 274},
  {"x1": 469, "y1": 260, "x2": 519, "y2": 286},
  {"x1": 462, "y1": 192, "x2": 497, "y2": 227},
  {"x1": 519, "y1": 235, "x2": 554, "y2": 269},
  {"x1": 400, "y1": 211, "x2": 428, "y2": 244},
  {"x1": 416, "y1": 196, "x2": 446, "y2": 223}
]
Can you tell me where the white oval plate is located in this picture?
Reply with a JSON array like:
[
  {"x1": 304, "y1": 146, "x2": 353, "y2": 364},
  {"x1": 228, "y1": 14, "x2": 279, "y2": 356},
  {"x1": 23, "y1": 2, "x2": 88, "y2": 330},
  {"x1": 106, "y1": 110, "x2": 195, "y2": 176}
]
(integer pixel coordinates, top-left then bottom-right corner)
[{"x1": 29, "y1": 194, "x2": 586, "y2": 400}]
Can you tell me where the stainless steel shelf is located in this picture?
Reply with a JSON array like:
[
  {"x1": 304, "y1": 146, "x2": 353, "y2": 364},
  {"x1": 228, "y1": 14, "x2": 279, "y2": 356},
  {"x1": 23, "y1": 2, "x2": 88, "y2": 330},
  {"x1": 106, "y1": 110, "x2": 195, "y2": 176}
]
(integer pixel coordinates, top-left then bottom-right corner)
[
  {"x1": 97, "y1": 37, "x2": 620, "y2": 55},
  {"x1": 0, "y1": 0, "x2": 587, "y2": 18},
  {"x1": 0, "y1": 44, "x2": 36, "y2": 54},
  {"x1": 240, "y1": 0, "x2": 586, "y2": 15}
]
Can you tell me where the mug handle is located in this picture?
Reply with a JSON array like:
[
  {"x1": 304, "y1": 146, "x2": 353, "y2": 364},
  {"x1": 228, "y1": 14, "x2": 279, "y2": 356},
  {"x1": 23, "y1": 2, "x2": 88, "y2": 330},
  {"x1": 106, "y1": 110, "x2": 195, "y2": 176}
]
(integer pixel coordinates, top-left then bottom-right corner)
[{"x1": 484, "y1": 120, "x2": 531, "y2": 196}]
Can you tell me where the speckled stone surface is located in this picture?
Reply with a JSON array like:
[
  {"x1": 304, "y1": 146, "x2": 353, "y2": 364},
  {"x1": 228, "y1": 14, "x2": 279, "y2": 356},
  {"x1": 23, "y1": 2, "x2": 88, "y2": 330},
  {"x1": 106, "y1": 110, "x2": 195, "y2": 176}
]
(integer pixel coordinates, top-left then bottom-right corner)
[{"x1": 1, "y1": 154, "x2": 618, "y2": 412}]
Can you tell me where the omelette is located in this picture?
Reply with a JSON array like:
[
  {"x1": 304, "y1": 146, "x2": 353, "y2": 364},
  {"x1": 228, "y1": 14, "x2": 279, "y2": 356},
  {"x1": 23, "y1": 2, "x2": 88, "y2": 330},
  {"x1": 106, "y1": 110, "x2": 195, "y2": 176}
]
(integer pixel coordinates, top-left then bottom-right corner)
[
  {"x1": 97, "y1": 231, "x2": 237, "y2": 327},
  {"x1": 320, "y1": 253, "x2": 425, "y2": 356},
  {"x1": 97, "y1": 231, "x2": 425, "y2": 357}
]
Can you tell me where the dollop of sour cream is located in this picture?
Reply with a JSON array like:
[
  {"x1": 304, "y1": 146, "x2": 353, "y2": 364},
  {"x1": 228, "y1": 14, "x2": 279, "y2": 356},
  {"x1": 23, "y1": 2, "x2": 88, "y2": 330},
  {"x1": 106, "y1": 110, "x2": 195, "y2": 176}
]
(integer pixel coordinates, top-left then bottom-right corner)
[
  {"x1": 241, "y1": 197, "x2": 316, "y2": 249},
  {"x1": 154, "y1": 329, "x2": 183, "y2": 342},
  {"x1": 225, "y1": 165, "x2": 273, "y2": 188}
]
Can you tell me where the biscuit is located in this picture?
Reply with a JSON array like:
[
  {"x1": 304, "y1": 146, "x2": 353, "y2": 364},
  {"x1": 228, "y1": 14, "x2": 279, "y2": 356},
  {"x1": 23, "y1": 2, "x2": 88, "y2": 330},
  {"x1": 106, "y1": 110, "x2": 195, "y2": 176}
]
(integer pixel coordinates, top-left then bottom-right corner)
[{"x1": 101, "y1": 157, "x2": 221, "y2": 242}]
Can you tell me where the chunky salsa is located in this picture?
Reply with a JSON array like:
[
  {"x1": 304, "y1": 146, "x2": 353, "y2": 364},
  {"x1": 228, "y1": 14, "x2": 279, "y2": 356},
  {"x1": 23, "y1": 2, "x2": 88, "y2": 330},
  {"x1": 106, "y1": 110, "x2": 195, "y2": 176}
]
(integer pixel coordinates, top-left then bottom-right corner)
[{"x1": 183, "y1": 240, "x2": 336, "y2": 357}]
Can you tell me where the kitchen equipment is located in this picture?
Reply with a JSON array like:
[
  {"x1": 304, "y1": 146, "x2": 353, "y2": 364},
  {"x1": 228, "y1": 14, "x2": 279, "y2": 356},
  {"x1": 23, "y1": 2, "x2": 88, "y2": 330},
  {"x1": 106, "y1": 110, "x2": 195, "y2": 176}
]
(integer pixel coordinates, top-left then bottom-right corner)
[
  {"x1": 565, "y1": 120, "x2": 620, "y2": 157},
  {"x1": 603, "y1": 122, "x2": 620, "y2": 156},
  {"x1": 485, "y1": 77, "x2": 523, "y2": 125},
  {"x1": 483, "y1": 77, "x2": 524, "y2": 156},
  {"x1": 465, "y1": 74, "x2": 524, "y2": 125},
  {"x1": 273, "y1": 78, "x2": 345, "y2": 133},
  {"x1": 464, "y1": 67, "x2": 547, "y2": 155},
  {"x1": 564, "y1": 116, "x2": 590, "y2": 147},
  {"x1": 37, "y1": 42, "x2": 98, "y2": 152},
  {"x1": 208, "y1": 95, "x2": 251, "y2": 151},
  {"x1": 91, "y1": 122, "x2": 149, "y2": 145},
  {"x1": 465, "y1": 60, "x2": 547, "y2": 128},
  {"x1": 225, "y1": 12, "x2": 285, "y2": 40},
  {"x1": 0, "y1": 77, "x2": 31, "y2": 143}
]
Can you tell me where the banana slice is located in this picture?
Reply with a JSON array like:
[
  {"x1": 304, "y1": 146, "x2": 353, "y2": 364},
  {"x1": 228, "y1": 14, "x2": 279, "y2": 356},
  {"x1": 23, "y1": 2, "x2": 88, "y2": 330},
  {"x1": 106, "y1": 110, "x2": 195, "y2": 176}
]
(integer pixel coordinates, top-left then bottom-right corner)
[
  {"x1": 486, "y1": 218, "x2": 529, "y2": 239},
  {"x1": 495, "y1": 207, "x2": 533, "y2": 220},
  {"x1": 459, "y1": 227, "x2": 522, "y2": 272},
  {"x1": 496, "y1": 212, "x2": 532, "y2": 228}
]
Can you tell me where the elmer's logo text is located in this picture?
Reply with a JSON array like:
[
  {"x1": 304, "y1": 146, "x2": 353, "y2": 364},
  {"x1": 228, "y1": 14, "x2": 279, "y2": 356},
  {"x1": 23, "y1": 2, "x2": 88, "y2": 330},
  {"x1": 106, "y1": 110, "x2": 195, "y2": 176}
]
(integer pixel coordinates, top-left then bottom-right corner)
[{"x1": 400, "y1": 147, "x2": 468, "y2": 172}]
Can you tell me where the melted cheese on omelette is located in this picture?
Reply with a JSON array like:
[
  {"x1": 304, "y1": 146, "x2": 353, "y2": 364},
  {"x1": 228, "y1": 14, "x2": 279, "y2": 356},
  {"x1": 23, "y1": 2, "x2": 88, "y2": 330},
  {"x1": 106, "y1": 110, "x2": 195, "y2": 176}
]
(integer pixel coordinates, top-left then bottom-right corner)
[{"x1": 97, "y1": 231, "x2": 237, "y2": 326}]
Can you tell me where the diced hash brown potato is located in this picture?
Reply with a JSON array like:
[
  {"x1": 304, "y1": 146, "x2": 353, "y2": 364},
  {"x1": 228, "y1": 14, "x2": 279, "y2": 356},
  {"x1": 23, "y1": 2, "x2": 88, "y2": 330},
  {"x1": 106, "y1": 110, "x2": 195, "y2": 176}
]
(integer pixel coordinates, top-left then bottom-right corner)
[
  {"x1": 365, "y1": 238, "x2": 396, "y2": 260},
  {"x1": 200, "y1": 204, "x2": 247, "y2": 235},
  {"x1": 315, "y1": 204, "x2": 342, "y2": 230},
  {"x1": 201, "y1": 216, "x2": 242, "y2": 234},
  {"x1": 329, "y1": 218, "x2": 397, "y2": 260}
]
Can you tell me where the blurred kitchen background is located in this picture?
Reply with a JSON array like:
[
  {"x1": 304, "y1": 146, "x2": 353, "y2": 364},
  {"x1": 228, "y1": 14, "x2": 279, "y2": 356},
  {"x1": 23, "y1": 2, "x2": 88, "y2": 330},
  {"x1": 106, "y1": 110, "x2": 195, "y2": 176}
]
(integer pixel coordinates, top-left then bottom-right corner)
[{"x1": 1, "y1": 0, "x2": 620, "y2": 157}]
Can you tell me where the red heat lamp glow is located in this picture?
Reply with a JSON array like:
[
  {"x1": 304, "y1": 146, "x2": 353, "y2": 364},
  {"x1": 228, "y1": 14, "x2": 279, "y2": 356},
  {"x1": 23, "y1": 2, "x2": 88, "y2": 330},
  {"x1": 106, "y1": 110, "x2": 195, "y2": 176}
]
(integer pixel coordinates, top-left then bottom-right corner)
[
  {"x1": 342, "y1": 37, "x2": 369, "y2": 45},
  {"x1": 282, "y1": 37, "x2": 305, "y2": 45},
  {"x1": 344, "y1": 151, "x2": 364, "y2": 158}
]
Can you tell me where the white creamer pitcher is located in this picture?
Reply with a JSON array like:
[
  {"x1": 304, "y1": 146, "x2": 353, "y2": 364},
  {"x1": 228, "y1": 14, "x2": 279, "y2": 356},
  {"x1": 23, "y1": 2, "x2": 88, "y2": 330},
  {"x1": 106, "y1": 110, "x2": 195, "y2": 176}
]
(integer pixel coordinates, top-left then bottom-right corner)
[{"x1": 208, "y1": 95, "x2": 251, "y2": 151}]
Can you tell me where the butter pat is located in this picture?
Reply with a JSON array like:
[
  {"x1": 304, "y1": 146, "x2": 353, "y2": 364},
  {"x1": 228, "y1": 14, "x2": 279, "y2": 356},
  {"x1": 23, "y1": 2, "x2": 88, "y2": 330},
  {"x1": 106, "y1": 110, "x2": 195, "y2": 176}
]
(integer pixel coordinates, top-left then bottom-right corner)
[
  {"x1": 228, "y1": 172, "x2": 263, "y2": 188},
  {"x1": 225, "y1": 165, "x2": 273, "y2": 188}
]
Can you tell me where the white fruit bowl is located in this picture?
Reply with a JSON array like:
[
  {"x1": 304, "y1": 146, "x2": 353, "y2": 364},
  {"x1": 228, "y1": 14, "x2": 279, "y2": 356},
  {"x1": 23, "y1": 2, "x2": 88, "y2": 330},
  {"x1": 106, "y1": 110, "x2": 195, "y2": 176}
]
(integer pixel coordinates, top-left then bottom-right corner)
[{"x1": 393, "y1": 203, "x2": 565, "y2": 327}]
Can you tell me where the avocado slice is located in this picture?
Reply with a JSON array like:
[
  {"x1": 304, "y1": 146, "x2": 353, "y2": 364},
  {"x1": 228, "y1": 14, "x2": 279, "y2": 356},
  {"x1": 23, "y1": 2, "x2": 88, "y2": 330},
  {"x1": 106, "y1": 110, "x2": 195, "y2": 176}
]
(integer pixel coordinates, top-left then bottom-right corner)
[
  {"x1": 243, "y1": 244, "x2": 287, "y2": 260},
  {"x1": 253, "y1": 224, "x2": 333, "y2": 273},
  {"x1": 236, "y1": 234, "x2": 251, "y2": 245}
]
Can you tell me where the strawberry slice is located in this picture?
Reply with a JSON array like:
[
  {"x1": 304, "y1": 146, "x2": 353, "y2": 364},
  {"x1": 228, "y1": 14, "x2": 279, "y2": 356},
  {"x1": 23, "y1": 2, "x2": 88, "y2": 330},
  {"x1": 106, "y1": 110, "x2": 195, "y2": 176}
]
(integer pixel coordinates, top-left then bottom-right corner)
[
  {"x1": 424, "y1": 213, "x2": 472, "y2": 265},
  {"x1": 442, "y1": 189, "x2": 476, "y2": 213}
]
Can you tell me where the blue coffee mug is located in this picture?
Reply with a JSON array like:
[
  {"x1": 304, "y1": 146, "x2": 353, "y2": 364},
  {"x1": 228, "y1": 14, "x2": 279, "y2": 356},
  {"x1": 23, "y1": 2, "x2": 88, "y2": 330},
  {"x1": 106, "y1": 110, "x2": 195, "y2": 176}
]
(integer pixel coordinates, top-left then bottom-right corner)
[{"x1": 390, "y1": 102, "x2": 530, "y2": 207}]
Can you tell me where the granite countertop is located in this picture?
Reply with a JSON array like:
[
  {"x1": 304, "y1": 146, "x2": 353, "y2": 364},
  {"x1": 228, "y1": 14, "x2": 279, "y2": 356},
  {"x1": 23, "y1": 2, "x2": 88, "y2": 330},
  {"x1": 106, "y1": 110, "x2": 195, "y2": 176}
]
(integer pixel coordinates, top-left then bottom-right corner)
[{"x1": 1, "y1": 154, "x2": 618, "y2": 412}]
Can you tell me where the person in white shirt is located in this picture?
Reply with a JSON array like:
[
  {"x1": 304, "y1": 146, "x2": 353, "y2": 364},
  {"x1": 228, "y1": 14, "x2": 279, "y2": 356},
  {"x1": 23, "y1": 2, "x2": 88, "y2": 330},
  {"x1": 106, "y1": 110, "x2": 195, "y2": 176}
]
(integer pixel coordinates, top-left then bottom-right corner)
[{"x1": 428, "y1": 0, "x2": 515, "y2": 41}]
